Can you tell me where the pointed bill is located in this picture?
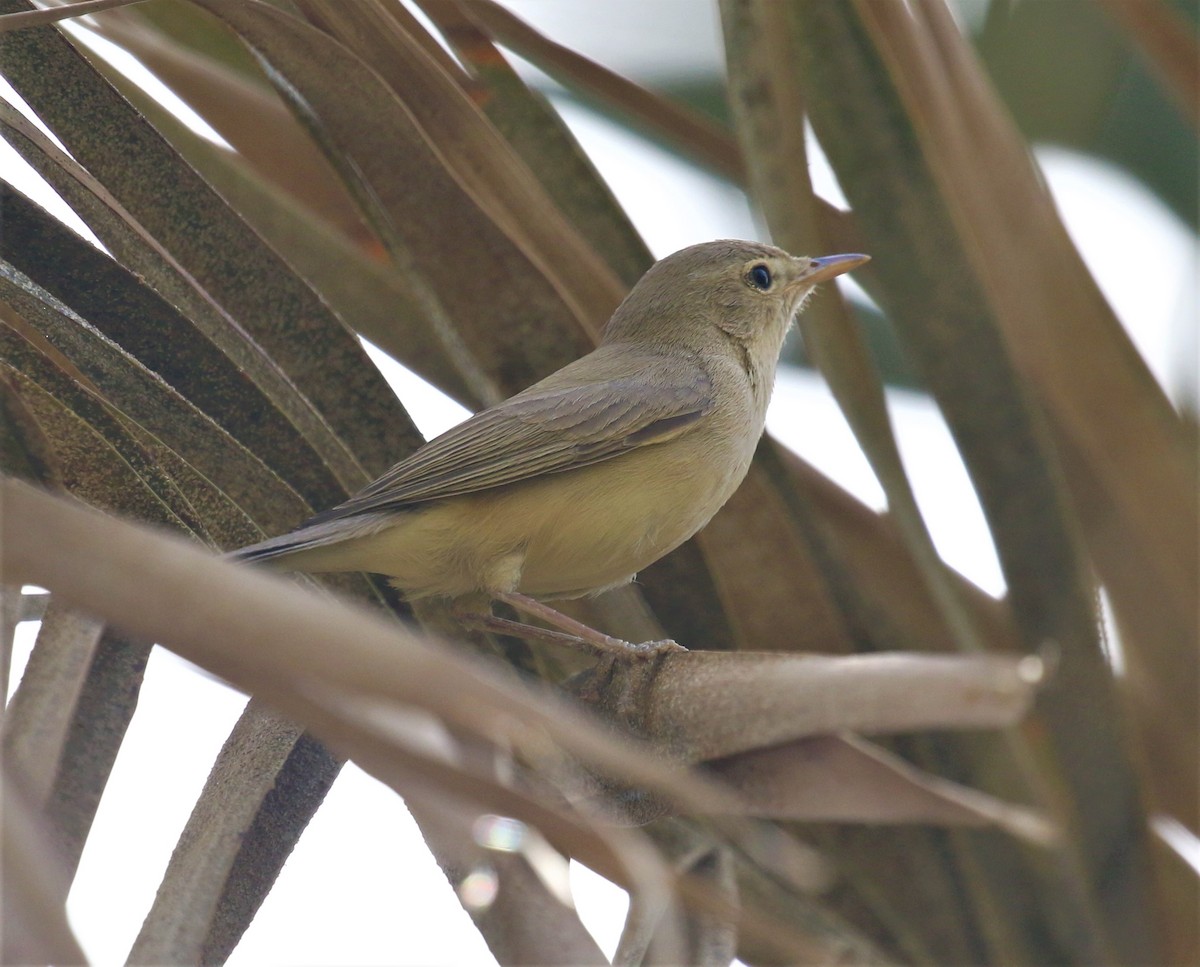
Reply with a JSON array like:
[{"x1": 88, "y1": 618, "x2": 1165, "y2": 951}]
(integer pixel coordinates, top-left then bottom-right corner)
[{"x1": 803, "y1": 252, "x2": 871, "y2": 284}]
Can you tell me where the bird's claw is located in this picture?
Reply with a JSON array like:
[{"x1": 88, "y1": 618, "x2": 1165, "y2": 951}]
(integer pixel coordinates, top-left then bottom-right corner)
[{"x1": 623, "y1": 638, "x2": 687, "y2": 658}]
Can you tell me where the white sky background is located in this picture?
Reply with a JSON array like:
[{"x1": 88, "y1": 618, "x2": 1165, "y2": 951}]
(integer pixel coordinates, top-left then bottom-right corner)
[{"x1": 3, "y1": 0, "x2": 1197, "y2": 963}]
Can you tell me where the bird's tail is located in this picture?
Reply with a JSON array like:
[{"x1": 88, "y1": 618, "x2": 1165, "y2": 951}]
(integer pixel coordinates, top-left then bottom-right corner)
[
  {"x1": 225, "y1": 531, "x2": 314, "y2": 565},
  {"x1": 226, "y1": 513, "x2": 391, "y2": 567}
]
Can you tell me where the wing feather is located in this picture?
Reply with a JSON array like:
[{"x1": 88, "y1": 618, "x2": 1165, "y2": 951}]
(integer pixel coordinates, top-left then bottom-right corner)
[{"x1": 303, "y1": 366, "x2": 715, "y2": 526}]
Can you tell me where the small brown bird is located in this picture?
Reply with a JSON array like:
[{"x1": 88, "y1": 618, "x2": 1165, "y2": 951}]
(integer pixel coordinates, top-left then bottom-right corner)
[{"x1": 234, "y1": 240, "x2": 868, "y2": 651}]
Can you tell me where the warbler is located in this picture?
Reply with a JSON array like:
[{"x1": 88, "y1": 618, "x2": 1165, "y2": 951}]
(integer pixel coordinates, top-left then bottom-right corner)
[{"x1": 233, "y1": 240, "x2": 867, "y2": 648}]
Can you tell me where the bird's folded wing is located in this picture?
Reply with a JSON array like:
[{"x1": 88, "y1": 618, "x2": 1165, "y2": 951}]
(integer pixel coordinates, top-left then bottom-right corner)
[{"x1": 303, "y1": 369, "x2": 715, "y2": 525}]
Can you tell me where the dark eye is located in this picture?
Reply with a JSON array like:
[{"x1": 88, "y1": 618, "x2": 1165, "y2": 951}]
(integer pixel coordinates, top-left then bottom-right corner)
[{"x1": 749, "y1": 263, "x2": 772, "y2": 290}]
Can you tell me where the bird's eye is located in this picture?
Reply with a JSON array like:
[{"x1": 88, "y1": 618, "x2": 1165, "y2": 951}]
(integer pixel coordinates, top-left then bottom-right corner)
[{"x1": 748, "y1": 264, "x2": 772, "y2": 290}]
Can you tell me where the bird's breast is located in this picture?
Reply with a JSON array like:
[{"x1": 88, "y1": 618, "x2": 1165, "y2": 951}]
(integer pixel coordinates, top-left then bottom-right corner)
[{"x1": 503, "y1": 423, "x2": 753, "y2": 597}]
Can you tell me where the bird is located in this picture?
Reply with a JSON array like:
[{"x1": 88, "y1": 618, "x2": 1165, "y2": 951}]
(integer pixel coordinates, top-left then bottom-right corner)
[{"x1": 232, "y1": 240, "x2": 869, "y2": 653}]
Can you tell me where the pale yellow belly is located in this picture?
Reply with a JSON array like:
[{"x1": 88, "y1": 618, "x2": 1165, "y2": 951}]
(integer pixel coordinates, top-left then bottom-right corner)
[{"x1": 299, "y1": 441, "x2": 747, "y2": 600}]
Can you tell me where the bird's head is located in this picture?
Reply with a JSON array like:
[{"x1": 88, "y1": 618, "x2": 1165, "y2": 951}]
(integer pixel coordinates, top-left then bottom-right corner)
[{"x1": 602, "y1": 239, "x2": 869, "y2": 358}]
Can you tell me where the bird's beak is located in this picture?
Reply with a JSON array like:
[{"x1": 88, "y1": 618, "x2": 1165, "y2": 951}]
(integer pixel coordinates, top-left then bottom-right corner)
[{"x1": 802, "y1": 253, "x2": 871, "y2": 285}]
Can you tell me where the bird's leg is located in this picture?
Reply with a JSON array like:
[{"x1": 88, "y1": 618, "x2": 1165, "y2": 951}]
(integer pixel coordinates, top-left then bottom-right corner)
[
  {"x1": 457, "y1": 609, "x2": 606, "y2": 654},
  {"x1": 494, "y1": 591, "x2": 685, "y2": 658}
]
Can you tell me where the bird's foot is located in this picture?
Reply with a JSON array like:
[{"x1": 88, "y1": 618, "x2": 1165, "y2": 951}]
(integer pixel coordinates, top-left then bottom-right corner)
[{"x1": 615, "y1": 637, "x2": 686, "y2": 657}]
